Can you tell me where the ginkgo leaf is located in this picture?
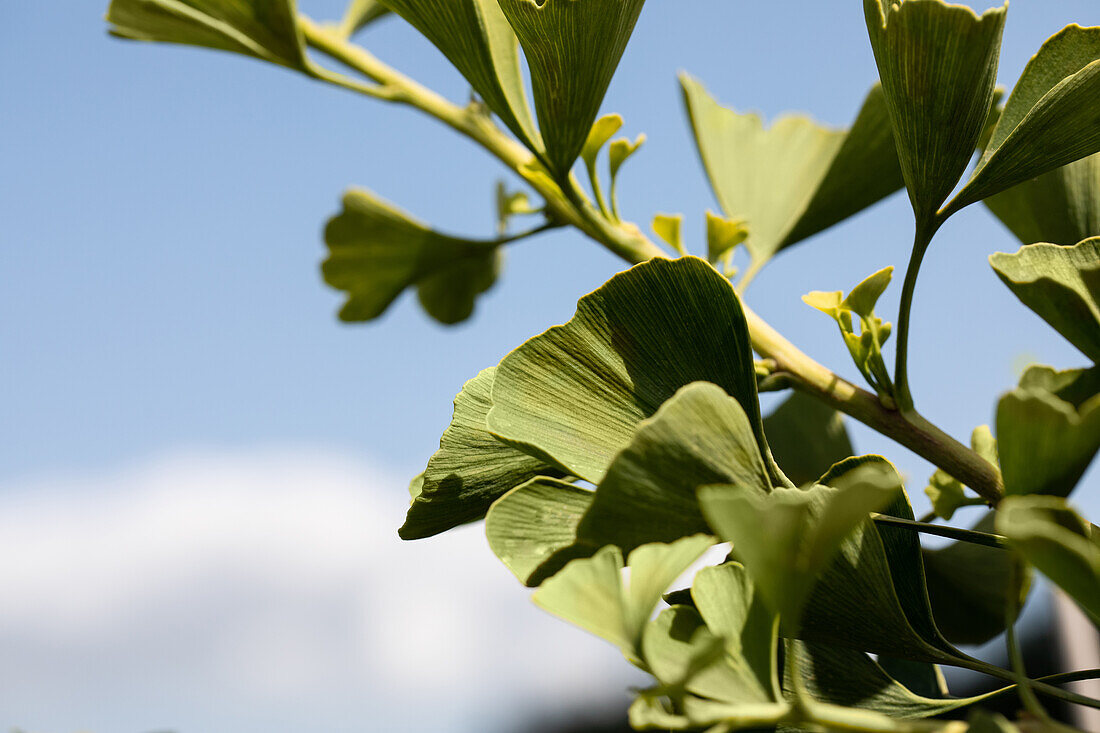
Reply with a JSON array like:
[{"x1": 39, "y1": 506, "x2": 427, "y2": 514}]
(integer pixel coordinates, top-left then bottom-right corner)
[
  {"x1": 485, "y1": 477, "x2": 593, "y2": 586},
  {"x1": 863, "y1": 0, "x2": 1006, "y2": 222},
  {"x1": 682, "y1": 75, "x2": 904, "y2": 270},
  {"x1": 499, "y1": 0, "x2": 646, "y2": 178},
  {"x1": 323, "y1": 188, "x2": 502, "y2": 325},
  {"x1": 106, "y1": 0, "x2": 312, "y2": 70},
  {"x1": 699, "y1": 464, "x2": 898, "y2": 628},
  {"x1": 531, "y1": 535, "x2": 711, "y2": 659},
  {"x1": 924, "y1": 425, "x2": 997, "y2": 521},
  {"x1": 706, "y1": 211, "x2": 750, "y2": 267},
  {"x1": 997, "y1": 495, "x2": 1100, "y2": 626},
  {"x1": 576, "y1": 382, "x2": 771, "y2": 553},
  {"x1": 985, "y1": 152, "x2": 1100, "y2": 246},
  {"x1": 990, "y1": 238, "x2": 1100, "y2": 363},
  {"x1": 609, "y1": 135, "x2": 645, "y2": 179},
  {"x1": 487, "y1": 257, "x2": 771, "y2": 486},
  {"x1": 948, "y1": 25, "x2": 1100, "y2": 214},
  {"x1": 652, "y1": 214, "x2": 685, "y2": 255},
  {"x1": 763, "y1": 391, "x2": 854, "y2": 488},
  {"x1": 381, "y1": 0, "x2": 542, "y2": 152},
  {"x1": 400, "y1": 367, "x2": 565, "y2": 539},
  {"x1": 339, "y1": 0, "x2": 389, "y2": 37}
]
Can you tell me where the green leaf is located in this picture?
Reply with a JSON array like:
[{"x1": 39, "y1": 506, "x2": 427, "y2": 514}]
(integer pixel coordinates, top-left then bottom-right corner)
[
  {"x1": 763, "y1": 391, "x2": 854, "y2": 488},
  {"x1": 990, "y1": 238, "x2": 1100, "y2": 363},
  {"x1": 339, "y1": 0, "x2": 390, "y2": 37},
  {"x1": 985, "y1": 152, "x2": 1100, "y2": 246},
  {"x1": 485, "y1": 477, "x2": 594, "y2": 586},
  {"x1": 495, "y1": 181, "x2": 539, "y2": 234},
  {"x1": 380, "y1": 0, "x2": 543, "y2": 152},
  {"x1": 106, "y1": 0, "x2": 312, "y2": 70},
  {"x1": 681, "y1": 75, "x2": 904, "y2": 270},
  {"x1": 531, "y1": 535, "x2": 712, "y2": 658},
  {"x1": 580, "y1": 114, "x2": 623, "y2": 171},
  {"x1": 863, "y1": 0, "x2": 1006, "y2": 222},
  {"x1": 950, "y1": 25, "x2": 1100, "y2": 213},
  {"x1": 996, "y1": 385, "x2": 1100, "y2": 498},
  {"x1": 997, "y1": 495, "x2": 1100, "y2": 626},
  {"x1": 698, "y1": 464, "x2": 898, "y2": 628},
  {"x1": 922, "y1": 513, "x2": 1030, "y2": 646},
  {"x1": 924, "y1": 425, "x2": 997, "y2": 521},
  {"x1": 323, "y1": 189, "x2": 502, "y2": 325},
  {"x1": 576, "y1": 382, "x2": 770, "y2": 553},
  {"x1": 400, "y1": 367, "x2": 564, "y2": 539},
  {"x1": 967, "y1": 711, "x2": 1020, "y2": 733},
  {"x1": 652, "y1": 214, "x2": 686, "y2": 255},
  {"x1": 487, "y1": 256, "x2": 770, "y2": 486},
  {"x1": 1018, "y1": 364, "x2": 1100, "y2": 408},
  {"x1": 499, "y1": 0, "x2": 646, "y2": 178},
  {"x1": 785, "y1": 641, "x2": 1004, "y2": 719},
  {"x1": 609, "y1": 134, "x2": 646, "y2": 179},
  {"x1": 706, "y1": 211, "x2": 750, "y2": 268}
]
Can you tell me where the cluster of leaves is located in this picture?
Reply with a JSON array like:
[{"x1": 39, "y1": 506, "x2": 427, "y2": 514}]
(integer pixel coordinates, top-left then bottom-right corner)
[{"x1": 106, "y1": 0, "x2": 1100, "y2": 731}]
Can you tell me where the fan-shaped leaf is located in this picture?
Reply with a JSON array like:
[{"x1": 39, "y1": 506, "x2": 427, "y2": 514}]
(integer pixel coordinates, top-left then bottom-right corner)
[
  {"x1": 400, "y1": 367, "x2": 564, "y2": 539},
  {"x1": 990, "y1": 238, "x2": 1100, "y2": 363},
  {"x1": 985, "y1": 153, "x2": 1100, "y2": 246},
  {"x1": 499, "y1": 0, "x2": 646, "y2": 177},
  {"x1": 106, "y1": 0, "x2": 312, "y2": 70},
  {"x1": 576, "y1": 382, "x2": 771, "y2": 554},
  {"x1": 380, "y1": 0, "x2": 542, "y2": 152},
  {"x1": 863, "y1": 0, "x2": 1006, "y2": 222},
  {"x1": 339, "y1": 0, "x2": 389, "y2": 37},
  {"x1": 950, "y1": 25, "x2": 1100, "y2": 213},
  {"x1": 682, "y1": 75, "x2": 903, "y2": 270},
  {"x1": 763, "y1": 391, "x2": 854, "y2": 488},
  {"x1": 323, "y1": 189, "x2": 502, "y2": 325},
  {"x1": 487, "y1": 257, "x2": 769, "y2": 486}
]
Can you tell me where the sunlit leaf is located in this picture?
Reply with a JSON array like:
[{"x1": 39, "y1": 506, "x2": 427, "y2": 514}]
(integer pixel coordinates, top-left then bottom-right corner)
[
  {"x1": 652, "y1": 214, "x2": 685, "y2": 255},
  {"x1": 323, "y1": 189, "x2": 502, "y2": 325},
  {"x1": 106, "y1": 0, "x2": 312, "y2": 70},
  {"x1": 499, "y1": 0, "x2": 646, "y2": 177},
  {"x1": 485, "y1": 477, "x2": 593, "y2": 586},
  {"x1": 400, "y1": 367, "x2": 564, "y2": 539},
  {"x1": 990, "y1": 237, "x2": 1100, "y2": 363},
  {"x1": 381, "y1": 0, "x2": 543, "y2": 151},
  {"x1": 682, "y1": 75, "x2": 903, "y2": 270},
  {"x1": 863, "y1": 0, "x2": 1006, "y2": 222},
  {"x1": 706, "y1": 211, "x2": 750, "y2": 267},
  {"x1": 488, "y1": 257, "x2": 771, "y2": 486},
  {"x1": 576, "y1": 382, "x2": 770, "y2": 553},
  {"x1": 997, "y1": 495, "x2": 1100, "y2": 626},
  {"x1": 924, "y1": 425, "x2": 996, "y2": 521},
  {"x1": 763, "y1": 391, "x2": 853, "y2": 488},
  {"x1": 1018, "y1": 364, "x2": 1100, "y2": 408},
  {"x1": 950, "y1": 25, "x2": 1100, "y2": 213},
  {"x1": 985, "y1": 152, "x2": 1100, "y2": 246},
  {"x1": 609, "y1": 134, "x2": 646, "y2": 179},
  {"x1": 339, "y1": 0, "x2": 389, "y2": 37},
  {"x1": 531, "y1": 535, "x2": 711, "y2": 658},
  {"x1": 699, "y1": 463, "x2": 897, "y2": 628}
]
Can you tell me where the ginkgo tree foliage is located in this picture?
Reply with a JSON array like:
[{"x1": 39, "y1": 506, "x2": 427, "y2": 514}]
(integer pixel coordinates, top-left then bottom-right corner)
[{"x1": 105, "y1": 0, "x2": 1100, "y2": 730}]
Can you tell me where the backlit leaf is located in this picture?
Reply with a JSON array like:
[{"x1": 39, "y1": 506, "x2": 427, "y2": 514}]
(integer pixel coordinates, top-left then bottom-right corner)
[
  {"x1": 990, "y1": 237, "x2": 1100, "y2": 362},
  {"x1": 339, "y1": 0, "x2": 389, "y2": 37},
  {"x1": 323, "y1": 189, "x2": 501, "y2": 325},
  {"x1": 682, "y1": 75, "x2": 903, "y2": 270},
  {"x1": 997, "y1": 495, "x2": 1100, "y2": 625},
  {"x1": 499, "y1": 0, "x2": 646, "y2": 177},
  {"x1": 864, "y1": 0, "x2": 1006, "y2": 222},
  {"x1": 400, "y1": 367, "x2": 564, "y2": 539},
  {"x1": 380, "y1": 0, "x2": 543, "y2": 151},
  {"x1": 106, "y1": 0, "x2": 312, "y2": 70},
  {"x1": 950, "y1": 25, "x2": 1100, "y2": 213},
  {"x1": 985, "y1": 152, "x2": 1100, "y2": 246},
  {"x1": 488, "y1": 257, "x2": 771, "y2": 486},
  {"x1": 576, "y1": 382, "x2": 770, "y2": 553}
]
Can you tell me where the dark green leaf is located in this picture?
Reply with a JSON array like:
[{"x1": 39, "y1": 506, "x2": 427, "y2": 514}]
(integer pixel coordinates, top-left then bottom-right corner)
[
  {"x1": 106, "y1": 0, "x2": 312, "y2": 70},
  {"x1": 323, "y1": 189, "x2": 502, "y2": 325},
  {"x1": 400, "y1": 367, "x2": 564, "y2": 539},
  {"x1": 763, "y1": 392, "x2": 854, "y2": 487},
  {"x1": 681, "y1": 75, "x2": 903, "y2": 271},
  {"x1": 990, "y1": 237, "x2": 1100, "y2": 363},
  {"x1": 985, "y1": 152, "x2": 1100, "y2": 246},
  {"x1": 499, "y1": 0, "x2": 646, "y2": 177},
  {"x1": 576, "y1": 382, "x2": 770, "y2": 554},
  {"x1": 997, "y1": 495, "x2": 1100, "y2": 626},
  {"x1": 864, "y1": 0, "x2": 1006, "y2": 222},
  {"x1": 380, "y1": 0, "x2": 543, "y2": 152},
  {"x1": 950, "y1": 25, "x2": 1100, "y2": 212},
  {"x1": 485, "y1": 477, "x2": 593, "y2": 586},
  {"x1": 488, "y1": 256, "x2": 770, "y2": 485}
]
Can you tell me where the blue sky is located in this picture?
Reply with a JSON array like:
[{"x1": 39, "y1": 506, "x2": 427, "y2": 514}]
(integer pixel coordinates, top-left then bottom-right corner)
[{"x1": 1, "y1": 2, "x2": 1097, "y2": 732}]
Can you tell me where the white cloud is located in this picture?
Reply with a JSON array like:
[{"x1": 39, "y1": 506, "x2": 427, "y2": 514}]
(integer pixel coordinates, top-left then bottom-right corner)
[{"x1": 0, "y1": 449, "x2": 638, "y2": 733}]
